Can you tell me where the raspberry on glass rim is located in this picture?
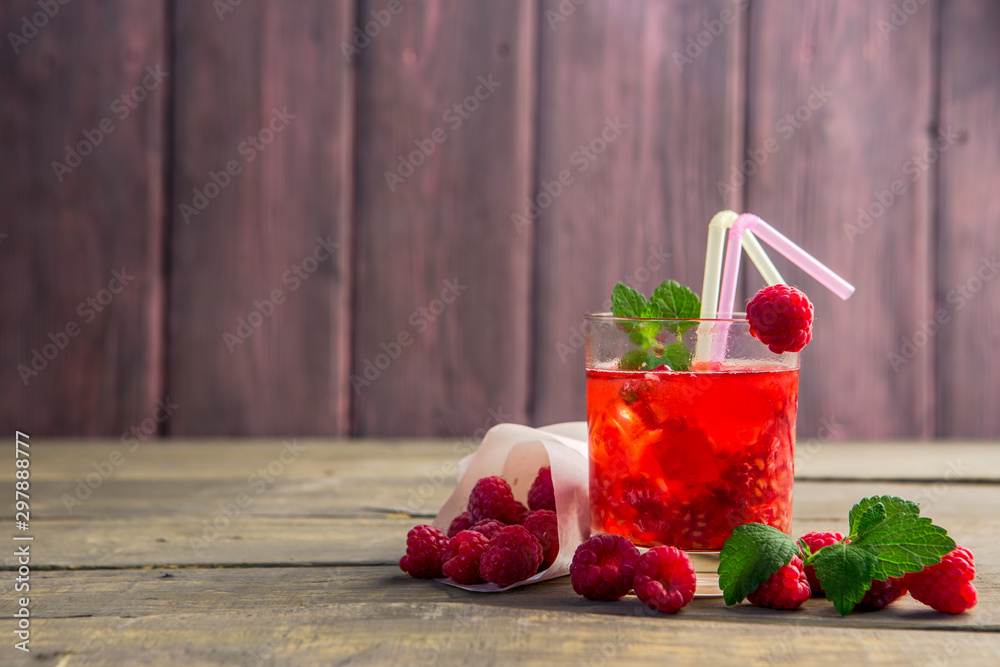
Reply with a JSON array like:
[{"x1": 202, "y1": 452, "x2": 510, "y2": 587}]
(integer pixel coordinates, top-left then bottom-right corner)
[{"x1": 746, "y1": 284, "x2": 814, "y2": 354}]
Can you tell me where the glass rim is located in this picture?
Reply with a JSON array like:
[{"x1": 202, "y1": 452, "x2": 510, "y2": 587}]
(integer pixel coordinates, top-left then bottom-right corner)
[{"x1": 584, "y1": 311, "x2": 749, "y2": 323}]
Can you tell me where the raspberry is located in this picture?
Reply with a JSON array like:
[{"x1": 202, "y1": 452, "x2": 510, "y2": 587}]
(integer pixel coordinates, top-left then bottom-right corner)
[
  {"x1": 570, "y1": 534, "x2": 640, "y2": 601},
  {"x1": 856, "y1": 577, "x2": 907, "y2": 610},
  {"x1": 467, "y1": 476, "x2": 520, "y2": 524},
  {"x1": 479, "y1": 525, "x2": 543, "y2": 587},
  {"x1": 522, "y1": 510, "x2": 559, "y2": 569},
  {"x1": 799, "y1": 531, "x2": 845, "y2": 595},
  {"x1": 399, "y1": 524, "x2": 448, "y2": 579},
  {"x1": 442, "y1": 530, "x2": 491, "y2": 584},
  {"x1": 528, "y1": 467, "x2": 556, "y2": 512},
  {"x1": 747, "y1": 556, "x2": 811, "y2": 609},
  {"x1": 941, "y1": 545, "x2": 976, "y2": 580},
  {"x1": 469, "y1": 519, "x2": 506, "y2": 540},
  {"x1": 904, "y1": 545, "x2": 977, "y2": 614},
  {"x1": 746, "y1": 284, "x2": 814, "y2": 354},
  {"x1": 633, "y1": 546, "x2": 697, "y2": 614},
  {"x1": 512, "y1": 501, "x2": 530, "y2": 524},
  {"x1": 448, "y1": 511, "x2": 473, "y2": 538}
]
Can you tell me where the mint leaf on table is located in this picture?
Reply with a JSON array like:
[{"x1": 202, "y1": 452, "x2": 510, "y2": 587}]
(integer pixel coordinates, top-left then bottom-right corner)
[
  {"x1": 852, "y1": 514, "x2": 955, "y2": 580},
  {"x1": 848, "y1": 495, "x2": 919, "y2": 535},
  {"x1": 855, "y1": 502, "x2": 888, "y2": 539},
  {"x1": 811, "y1": 542, "x2": 879, "y2": 616},
  {"x1": 718, "y1": 523, "x2": 799, "y2": 606},
  {"x1": 722, "y1": 494, "x2": 960, "y2": 616},
  {"x1": 797, "y1": 495, "x2": 956, "y2": 615}
]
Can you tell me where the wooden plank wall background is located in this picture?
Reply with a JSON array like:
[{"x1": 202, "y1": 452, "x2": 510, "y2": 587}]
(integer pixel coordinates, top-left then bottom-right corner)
[{"x1": 2, "y1": 0, "x2": 998, "y2": 440}]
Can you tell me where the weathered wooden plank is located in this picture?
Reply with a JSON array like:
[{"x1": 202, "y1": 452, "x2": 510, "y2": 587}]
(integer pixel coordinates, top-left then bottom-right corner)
[
  {"x1": 937, "y1": 0, "x2": 1000, "y2": 437},
  {"x1": 533, "y1": 0, "x2": 746, "y2": 425},
  {"x1": 2, "y1": 589, "x2": 998, "y2": 667},
  {"x1": 0, "y1": 516, "x2": 410, "y2": 569},
  {"x1": 4, "y1": 441, "x2": 1000, "y2": 528},
  {"x1": 351, "y1": 0, "x2": 535, "y2": 435},
  {"x1": 20, "y1": 459, "x2": 1000, "y2": 522},
  {"x1": 793, "y1": 441, "x2": 1000, "y2": 482},
  {"x1": 20, "y1": 476, "x2": 451, "y2": 521},
  {"x1": 5, "y1": 566, "x2": 996, "y2": 634},
  {"x1": 1, "y1": 439, "x2": 998, "y2": 664},
  {"x1": 169, "y1": 0, "x2": 353, "y2": 435},
  {"x1": 0, "y1": 1, "x2": 165, "y2": 435},
  {"x1": 745, "y1": 0, "x2": 936, "y2": 438},
  {"x1": 7, "y1": 440, "x2": 1000, "y2": 483},
  {"x1": 6, "y1": 481, "x2": 997, "y2": 569}
]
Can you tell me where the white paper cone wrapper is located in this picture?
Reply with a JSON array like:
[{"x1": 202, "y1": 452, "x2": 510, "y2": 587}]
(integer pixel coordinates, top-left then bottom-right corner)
[{"x1": 431, "y1": 422, "x2": 590, "y2": 592}]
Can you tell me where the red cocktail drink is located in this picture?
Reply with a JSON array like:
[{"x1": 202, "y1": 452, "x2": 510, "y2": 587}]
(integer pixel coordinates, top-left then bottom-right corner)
[
  {"x1": 584, "y1": 314, "x2": 799, "y2": 553},
  {"x1": 587, "y1": 365, "x2": 797, "y2": 550}
]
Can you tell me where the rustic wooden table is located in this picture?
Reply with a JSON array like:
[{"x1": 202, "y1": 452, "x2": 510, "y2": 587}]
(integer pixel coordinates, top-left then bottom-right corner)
[{"x1": 2, "y1": 439, "x2": 999, "y2": 665}]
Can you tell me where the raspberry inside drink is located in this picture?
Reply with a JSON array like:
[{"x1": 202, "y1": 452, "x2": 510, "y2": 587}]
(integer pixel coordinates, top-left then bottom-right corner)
[{"x1": 586, "y1": 365, "x2": 797, "y2": 550}]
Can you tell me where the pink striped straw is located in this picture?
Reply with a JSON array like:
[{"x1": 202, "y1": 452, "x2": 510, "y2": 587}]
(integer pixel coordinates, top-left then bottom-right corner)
[{"x1": 713, "y1": 213, "x2": 855, "y2": 359}]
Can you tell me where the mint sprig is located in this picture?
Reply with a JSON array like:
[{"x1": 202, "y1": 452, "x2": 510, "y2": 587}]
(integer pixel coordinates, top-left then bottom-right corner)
[
  {"x1": 651, "y1": 280, "x2": 700, "y2": 319},
  {"x1": 810, "y1": 542, "x2": 879, "y2": 616},
  {"x1": 852, "y1": 514, "x2": 954, "y2": 580},
  {"x1": 848, "y1": 495, "x2": 919, "y2": 534},
  {"x1": 718, "y1": 523, "x2": 799, "y2": 606},
  {"x1": 855, "y1": 503, "x2": 887, "y2": 538},
  {"x1": 609, "y1": 280, "x2": 701, "y2": 371},
  {"x1": 611, "y1": 283, "x2": 647, "y2": 319},
  {"x1": 718, "y1": 495, "x2": 957, "y2": 616}
]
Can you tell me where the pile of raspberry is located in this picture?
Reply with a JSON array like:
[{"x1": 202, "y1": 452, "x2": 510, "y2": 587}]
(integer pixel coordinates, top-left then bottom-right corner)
[
  {"x1": 568, "y1": 535, "x2": 698, "y2": 614},
  {"x1": 743, "y1": 531, "x2": 978, "y2": 613},
  {"x1": 400, "y1": 467, "x2": 559, "y2": 587}
]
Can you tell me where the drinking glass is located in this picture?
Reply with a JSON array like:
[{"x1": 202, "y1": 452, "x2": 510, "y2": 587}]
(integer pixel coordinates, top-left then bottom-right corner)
[{"x1": 584, "y1": 314, "x2": 799, "y2": 593}]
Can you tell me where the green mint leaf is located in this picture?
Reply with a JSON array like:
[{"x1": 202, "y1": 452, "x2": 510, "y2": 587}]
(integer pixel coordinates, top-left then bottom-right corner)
[
  {"x1": 626, "y1": 328, "x2": 650, "y2": 348},
  {"x1": 641, "y1": 299, "x2": 666, "y2": 319},
  {"x1": 651, "y1": 281, "x2": 701, "y2": 336},
  {"x1": 645, "y1": 353, "x2": 666, "y2": 370},
  {"x1": 650, "y1": 280, "x2": 700, "y2": 319},
  {"x1": 718, "y1": 523, "x2": 798, "y2": 606},
  {"x1": 798, "y1": 538, "x2": 814, "y2": 558},
  {"x1": 812, "y1": 542, "x2": 879, "y2": 616},
  {"x1": 611, "y1": 283, "x2": 647, "y2": 319},
  {"x1": 663, "y1": 342, "x2": 692, "y2": 371},
  {"x1": 618, "y1": 348, "x2": 647, "y2": 370},
  {"x1": 642, "y1": 343, "x2": 692, "y2": 371},
  {"x1": 855, "y1": 502, "x2": 888, "y2": 539},
  {"x1": 848, "y1": 496, "x2": 919, "y2": 536},
  {"x1": 853, "y1": 514, "x2": 955, "y2": 579}
]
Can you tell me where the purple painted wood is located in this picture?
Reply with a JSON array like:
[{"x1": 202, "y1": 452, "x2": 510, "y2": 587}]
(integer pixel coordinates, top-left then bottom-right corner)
[
  {"x1": 4, "y1": 0, "x2": 1000, "y2": 440},
  {"x1": 937, "y1": 0, "x2": 1000, "y2": 436},
  {"x1": 350, "y1": 0, "x2": 536, "y2": 436},
  {"x1": 532, "y1": 0, "x2": 746, "y2": 426},
  {"x1": 0, "y1": 0, "x2": 166, "y2": 435},
  {"x1": 745, "y1": 0, "x2": 935, "y2": 439},
  {"x1": 168, "y1": 0, "x2": 354, "y2": 435}
]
